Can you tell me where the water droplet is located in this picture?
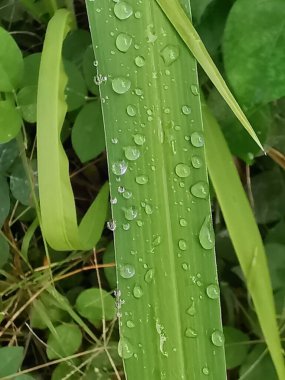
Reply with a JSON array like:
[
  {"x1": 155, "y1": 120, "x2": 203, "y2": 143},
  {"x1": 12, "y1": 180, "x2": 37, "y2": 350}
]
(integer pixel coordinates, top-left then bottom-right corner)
[
  {"x1": 114, "y1": 1, "x2": 133, "y2": 20},
  {"x1": 124, "y1": 206, "x2": 138, "y2": 221},
  {"x1": 185, "y1": 328, "x2": 198, "y2": 338},
  {"x1": 118, "y1": 186, "x2": 125, "y2": 194},
  {"x1": 191, "y1": 182, "x2": 209, "y2": 199},
  {"x1": 133, "y1": 134, "x2": 145, "y2": 145},
  {"x1": 136, "y1": 175, "x2": 149, "y2": 185},
  {"x1": 126, "y1": 104, "x2": 137, "y2": 116},
  {"x1": 112, "y1": 77, "x2": 131, "y2": 94},
  {"x1": 145, "y1": 268, "x2": 154, "y2": 283},
  {"x1": 116, "y1": 33, "x2": 133, "y2": 52},
  {"x1": 110, "y1": 197, "x2": 118, "y2": 205},
  {"x1": 137, "y1": 220, "x2": 143, "y2": 227},
  {"x1": 202, "y1": 367, "x2": 209, "y2": 376},
  {"x1": 178, "y1": 239, "x2": 187, "y2": 251},
  {"x1": 191, "y1": 132, "x2": 204, "y2": 147},
  {"x1": 122, "y1": 223, "x2": 130, "y2": 230},
  {"x1": 199, "y1": 216, "x2": 215, "y2": 250},
  {"x1": 135, "y1": 56, "x2": 145, "y2": 67},
  {"x1": 175, "y1": 163, "x2": 190, "y2": 178},
  {"x1": 206, "y1": 284, "x2": 220, "y2": 300},
  {"x1": 191, "y1": 84, "x2": 199, "y2": 96},
  {"x1": 160, "y1": 45, "x2": 179, "y2": 66},
  {"x1": 182, "y1": 105, "x2": 191, "y2": 115},
  {"x1": 187, "y1": 300, "x2": 196, "y2": 316},
  {"x1": 112, "y1": 160, "x2": 128, "y2": 176},
  {"x1": 179, "y1": 218, "x2": 188, "y2": 227},
  {"x1": 134, "y1": 11, "x2": 141, "y2": 18},
  {"x1": 133, "y1": 285, "x2": 143, "y2": 298},
  {"x1": 107, "y1": 219, "x2": 116, "y2": 231},
  {"x1": 152, "y1": 235, "x2": 161, "y2": 247},
  {"x1": 127, "y1": 320, "x2": 135, "y2": 328},
  {"x1": 191, "y1": 155, "x2": 203, "y2": 169},
  {"x1": 120, "y1": 264, "x2": 135, "y2": 279},
  {"x1": 144, "y1": 204, "x2": 153, "y2": 215},
  {"x1": 122, "y1": 190, "x2": 132, "y2": 199},
  {"x1": 124, "y1": 146, "x2": 140, "y2": 161},
  {"x1": 118, "y1": 337, "x2": 134, "y2": 359},
  {"x1": 211, "y1": 330, "x2": 224, "y2": 347},
  {"x1": 182, "y1": 263, "x2": 188, "y2": 271},
  {"x1": 135, "y1": 88, "x2": 143, "y2": 96}
]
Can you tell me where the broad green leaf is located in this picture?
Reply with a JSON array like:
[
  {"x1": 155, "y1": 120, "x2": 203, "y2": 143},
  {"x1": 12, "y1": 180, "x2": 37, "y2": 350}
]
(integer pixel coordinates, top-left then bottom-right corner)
[
  {"x1": 203, "y1": 102, "x2": 285, "y2": 379},
  {"x1": 0, "y1": 175, "x2": 10, "y2": 227},
  {"x1": 64, "y1": 59, "x2": 87, "y2": 112},
  {"x1": 82, "y1": 45, "x2": 99, "y2": 95},
  {"x1": 0, "y1": 233, "x2": 9, "y2": 268},
  {"x1": 46, "y1": 323, "x2": 82, "y2": 360},
  {"x1": 224, "y1": 326, "x2": 249, "y2": 369},
  {"x1": 223, "y1": 0, "x2": 285, "y2": 107},
  {"x1": 0, "y1": 100, "x2": 22, "y2": 143},
  {"x1": 0, "y1": 139, "x2": 19, "y2": 172},
  {"x1": 190, "y1": 0, "x2": 214, "y2": 23},
  {"x1": 266, "y1": 221, "x2": 285, "y2": 246},
  {"x1": 10, "y1": 159, "x2": 38, "y2": 206},
  {"x1": 265, "y1": 243, "x2": 285, "y2": 291},
  {"x1": 63, "y1": 29, "x2": 91, "y2": 67},
  {"x1": 75, "y1": 288, "x2": 115, "y2": 326},
  {"x1": 103, "y1": 241, "x2": 116, "y2": 290},
  {"x1": 17, "y1": 85, "x2": 37, "y2": 123},
  {"x1": 22, "y1": 53, "x2": 41, "y2": 87},
  {"x1": 155, "y1": 0, "x2": 263, "y2": 150},
  {"x1": 15, "y1": 375, "x2": 36, "y2": 380},
  {"x1": 37, "y1": 9, "x2": 109, "y2": 251},
  {"x1": 51, "y1": 359, "x2": 80, "y2": 380},
  {"x1": 0, "y1": 346, "x2": 24, "y2": 377},
  {"x1": 71, "y1": 101, "x2": 105, "y2": 163},
  {"x1": 0, "y1": 27, "x2": 23, "y2": 91}
]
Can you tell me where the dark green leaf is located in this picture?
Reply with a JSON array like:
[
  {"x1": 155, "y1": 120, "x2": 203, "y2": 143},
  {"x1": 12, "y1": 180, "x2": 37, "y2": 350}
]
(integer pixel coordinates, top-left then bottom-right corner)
[
  {"x1": 224, "y1": 326, "x2": 249, "y2": 369},
  {"x1": 63, "y1": 30, "x2": 91, "y2": 68},
  {"x1": 0, "y1": 233, "x2": 9, "y2": 268},
  {"x1": 10, "y1": 159, "x2": 38, "y2": 206},
  {"x1": 17, "y1": 85, "x2": 37, "y2": 123},
  {"x1": 0, "y1": 175, "x2": 10, "y2": 228},
  {"x1": 22, "y1": 53, "x2": 41, "y2": 87},
  {"x1": 0, "y1": 100, "x2": 22, "y2": 143},
  {"x1": 266, "y1": 243, "x2": 285, "y2": 291},
  {"x1": 0, "y1": 139, "x2": 19, "y2": 172},
  {"x1": 191, "y1": 0, "x2": 214, "y2": 23},
  {"x1": 82, "y1": 45, "x2": 99, "y2": 95},
  {"x1": 64, "y1": 60, "x2": 87, "y2": 112},
  {"x1": 51, "y1": 360, "x2": 80, "y2": 380},
  {"x1": 0, "y1": 346, "x2": 24, "y2": 377}
]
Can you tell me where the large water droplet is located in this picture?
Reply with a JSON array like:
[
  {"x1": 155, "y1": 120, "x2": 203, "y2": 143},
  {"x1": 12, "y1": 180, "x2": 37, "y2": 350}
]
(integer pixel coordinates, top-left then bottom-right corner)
[
  {"x1": 191, "y1": 132, "x2": 204, "y2": 148},
  {"x1": 133, "y1": 285, "x2": 143, "y2": 298},
  {"x1": 135, "y1": 56, "x2": 145, "y2": 67},
  {"x1": 178, "y1": 239, "x2": 187, "y2": 251},
  {"x1": 160, "y1": 45, "x2": 179, "y2": 66},
  {"x1": 124, "y1": 206, "x2": 138, "y2": 221},
  {"x1": 199, "y1": 216, "x2": 215, "y2": 250},
  {"x1": 112, "y1": 160, "x2": 128, "y2": 176},
  {"x1": 182, "y1": 105, "x2": 191, "y2": 115},
  {"x1": 175, "y1": 163, "x2": 190, "y2": 178},
  {"x1": 107, "y1": 219, "x2": 116, "y2": 231},
  {"x1": 114, "y1": 2, "x2": 133, "y2": 20},
  {"x1": 191, "y1": 155, "x2": 203, "y2": 169},
  {"x1": 126, "y1": 104, "x2": 137, "y2": 117},
  {"x1": 145, "y1": 269, "x2": 154, "y2": 283},
  {"x1": 136, "y1": 175, "x2": 149, "y2": 185},
  {"x1": 116, "y1": 33, "x2": 133, "y2": 52},
  {"x1": 185, "y1": 328, "x2": 198, "y2": 338},
  {"x1": 120, "y1": 264, "x2": 135, "y2": 279},
  {"x1": 112, "y1": 77, "x2": 131, "y2": 94},
  {"x1": 133, "y1": 134, "x2": 145, "y2": 145},
  {"x1": 211, "y1": 330, "x2": 224, "y2": 347},
  {"x1": 118, "y1": 337, "x2": 134, "y2": 359},
  {"x1": 124, "y1": 146, "x2": 140, "y2": 161},
  {"x1": 191, "y1": 182, "x2": 209, "y2": 199},
  {"x1": 206, "y1": 284, "x2": 220, "y2": 300}
]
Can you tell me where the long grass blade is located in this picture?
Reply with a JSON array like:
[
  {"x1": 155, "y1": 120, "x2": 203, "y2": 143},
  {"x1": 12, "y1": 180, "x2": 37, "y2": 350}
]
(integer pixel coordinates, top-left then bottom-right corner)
[
  {"x1": 202, "y1": 101, "x2": 285, "y2": 380},
  {"x1": 86, "y1": 0, "x2": 226, "y2": 378}
]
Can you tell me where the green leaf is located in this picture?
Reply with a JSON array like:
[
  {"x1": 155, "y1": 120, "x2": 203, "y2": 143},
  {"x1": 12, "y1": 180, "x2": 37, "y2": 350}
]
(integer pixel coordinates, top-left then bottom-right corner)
[
  {"x1": 15, "y1": 375, "x2": 36, "y2": 380},
  {"x1": 0, "y1": 346, "x2": 24, "y2": 377},
  {"x1": 0, "y1": 27, "x2": 23, "y2": 91},
  {"x1": 46, "y1": 323, "x2": 82, "y2": 360},
  {"x1": 103, "y1": 241, "x2": 116, "y2": 290},
  {"x1": 75, "y1": 288, "x2": 115, "y2": 326},
  {"x1": 0, "y1": 233, "x2": 9, "y2": 269},
  {"x1": 51, "y1": 359, "x2": 80, "y2": 380},
  {"x1": 0, "y1": 175, "x2": 10, "y2": 228},
  {"x1": 71, "y1": 101, "x2": 105, "y2": 163},
  {"x1": 0, "y1": 100, "x2": 22, "y2": 143},
  {"x1": 64, "y1": 59, "x2": 87, "y2": 112},
  {"x1": 63, "y1": 29, "x2": 91, "y2": 67},
  {"x1": 37, "y1": 9, "x2": 109, "y2": 251},
  {"x1": 223, "y1": 0, "x2": 285, "y2": 107},
  {"x1": 203, "y1": 101, "x2": 285, "y2": 379},
  {"x1": 10, "y1": 159, "x2": 38, "y2": 206},
  {"x1": 191, "y1": 0, "x2": 214, "y2": 23},
  {"x1": 265, "y1": 243, "x2": 285, "y2": 291},
  {"x1": 224, "y1": 326, "x2": 249, "y2": 369},
  {"x1": 82, "y1": 45, "x2": 99, "y2": 95},
  {"x1": 17, "y1": 85, "x2": 37, "y2": 123},
  {"x1": 156, "y1": 0, "x2": 263, "y2": 150},
  {"x1": 0, "y1": 139, "x2": 19, "y2": 172},
  {"x1": 22, "y1": 53, "x2": 41, "y2": 87}
]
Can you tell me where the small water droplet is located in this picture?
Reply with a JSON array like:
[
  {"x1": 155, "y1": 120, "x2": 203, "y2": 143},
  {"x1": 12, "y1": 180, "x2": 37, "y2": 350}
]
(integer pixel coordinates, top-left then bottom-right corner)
[
  {"x1": 133, "y1": 285, "x2": 143, "y2": 298},
  {"x1": 144, "y1": 204, "x2": 153, "y2": 215},
  {"x1": 122, "y1": 190, "x2": 132, "y2": 199},
  {"x1": 206, "y1": 284, "x2": 220, "y2": 300},
  {"x1": 135, "y1": 56, "x2": 145, "y2": 67},
  {"x1": 134, "y1": 11, "x2": 141, "y2": 18},
  {"x1": 124, "y1": 206, "x2": 138, "y2": 221},
  {"x1": 202, "y1": 367, "x2": 210, "y2": 376},
  {"x1": 152, "y1": 235, "x2": 161, "y2": 247},
  {"x1": 112, "y1": 160, "x2": 128, "y2": 176},
  {"x1": 118, "y1": 186, "x2": 125, "y2": 194},
  {"x1": 187, "y1": 300, "x2": 196, "y2": 316},
  {"x1": 112, "y1": 77, "x2": 131, "y2": 94},
  {"x1": 126, "y1": 104, "x2": 137, "y2": 117},
  {"x1": 107, "y1": 219, "x2": 116, "y2": 231},
  {"x1": 127, "y1": 320, "x2": 135, "y2": 328},
  {"x1": 120, "y1": 264, "x2": 135, "y2": 279},
  {"x1": 191, "y1": 132, "x2": 204, "y2": 148},
  {"x1": 124, "y1": 146, "x2": 140, "y2": 161},
  {"x1": 191, "y1": 155, "x2": 203, "y2": 169},
  {"x1": 191, "y1": 84, "x2": 199, "y2": 96},
  {"x1": 118, "y1": 337, "x2": 134, "y2": 359},
  {"x1": 137, "y1": 220, "x2": 143, "y2": 227},
  {"x1": 185, "y1": 328, "x2": 198, "y2": 338},
  {"x1": 182, "y1": 105, "x2": 191, "y2": 115},
  {"x1": 191, "y1": 182, "x2": 209, "y2": 199},
  {"x1": 145, "y1": 268, "x2": 154, "y2": 283},
  {"x1": 182, "y1": 263, "x2": 188, "y2": 271},
  {"x1": 211, "y1": 330, "x2": 224, "y2": 347},
  {"x1": 136, "y1": 175, "x2": 149, "y2": 185},
  {"x1": 160, "y1": 45, "x2": 179, "y2": 66},
  {"x1": 175, "y1": 163, "x2": 190, "y2": 178},
  {"x1": 133, "y1": 134, "x2": 145, "y2": 145},
  {"x1": 179, "y1": 218, "x2": 188, "y2": 227},
  {"x1": 116, "y1": 33, "x2": 133, "y2": 52},
  {"x1": 199, "y1": 216, "x2": 215, "y2": 250},
  {"x1": 178, "y1": 239, "x2": 187, "y2": 251},
  {"x1": 110, "y1": 197, "x2": 118, "y2": 205},
  {"x1": 114, "y1": 1, "x2": 133, "y2": 20},
  {"x1": 135, "y1": 88, "x2": 143, "y2": 96},
  {"x1": 122, "y1": 223, "x2": 130, "y2": 230}
]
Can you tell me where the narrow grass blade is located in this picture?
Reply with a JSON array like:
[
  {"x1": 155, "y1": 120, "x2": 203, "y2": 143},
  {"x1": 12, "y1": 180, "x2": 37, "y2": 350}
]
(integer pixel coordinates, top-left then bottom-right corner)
[
  {"x1": 156, "y1": 0, "x2": 263, "y2": 150},
  {"x1": 202, "y1": 102, "x2": 285, "y2": 380},
  {"x1": 86, "y1": 0, "x2": 226, "y2": 378},
  {"x1": 37, "y1": 9, "x2": 109, "y2": 251}
]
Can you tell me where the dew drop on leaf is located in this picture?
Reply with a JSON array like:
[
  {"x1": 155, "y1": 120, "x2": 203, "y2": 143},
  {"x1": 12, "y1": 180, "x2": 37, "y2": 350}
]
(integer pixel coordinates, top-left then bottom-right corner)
[
  {"x1": 211, "y1": 330, "x2": 225, "y2": 347},
  {"x1": 112, "y1": 160, "x2": 128, "y2": 176},
  {"x1": 160, "y1": 45, "x2": 180, "y2": 66},
  {"x1": 191, "y1": 132, "x2": 204, "y2": 148},
  {"x1": 107, "y1": 219, "x2": 116, "y2": 231},
  {"x1": 127, "y1": 320, "x2": 135, "y2": 328},
  {"x1": 126, "y1": 104, "x2": 137, "y2": 116},
  {"x1": 179, "y1": 218, "x2": 188, "y2": 227},
  {"x1": 144, "y1": 268, "x2": 154, "y2": 283},
  {"x1": 186, "y1": 300, "x2": 196, "y2": 316},
  {"x1": 199, "y1": 216, "x2": 215, "y2": 250},
  {"x1": 135, "y1": 56, "x2": 145, "y2": 67},
  {"x1": 133, "y1": 134, "x2": 145, "y2": 145},
  {"x1": 191, "y1": 155, "x2": 203, "y2": 169},
  {"x1": 185, "y1": 328, "x2": 198, "y2": 338},
  {"x1": 118, "y1": 337, "x2": 134, "y2": 359},
  {"x1": 114, "y1": 2, "x2": 133, "y2": 20},
  {"x1": 175, "y1": 163, "x2": 190, "y2": 178},
  {"x1": 133, "y1": 285, "x2": 143, "y2": 298},
  {"x1": 124, "y1": 146, "x2": 140, "y2": 161},
  {"x1": 181, "y1": 105, "x2": 191, "y2": 115},
  {"x1": 112, "y1": 77, "x2": 131, "y2": 94},
  {"x1": 178, "y1": 239, "x2": 187, "y2": 251},
  {"x1": 202, "y1": 367, "x2": 210, "y2": 376},
  {"x1": 124, "y1": 206, "x2": 138, "y2": 221},
  {"x1": 119, "y1": 264, "x2": 135, "y2": 279},
  {"x1": 206, "y1": 284, "x2": 220, "y2": 300},
  {"x1": 191, "y1": 181, "x2": 209, "y2": 199},
  {"x1": 116, "y1": 33, "x2": 133, "y2": 52}
]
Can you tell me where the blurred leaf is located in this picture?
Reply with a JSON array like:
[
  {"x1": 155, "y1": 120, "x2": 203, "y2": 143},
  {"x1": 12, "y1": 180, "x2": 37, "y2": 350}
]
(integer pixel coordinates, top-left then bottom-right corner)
[
  {"x1": 103, "y1": 241, "x2": 117, "y2": 290},
  {"x1": 10, "y1": 159, "x2": 38, "y2": 206},
  {"x1": 63, "y1": 29, "x2": 91, "y2": 67},
  {"x1": 0, "y1": 346, "x2": 24, "y2": 377},
  {"x1": 191, "y1": 0, "x2": 214, "y2": 23},
  {"x1": 274, "y1": 288, "x2": 285, "y2": 318},
  {"x1": 0, "y1": 175, "x2": 10, "y2": 227},
  {"x1": 82, "y1": 45, "x2": 99, "y2": 95},
  {"x1": 46, "y1": 323, "x2": 82, "y2": 360},
  {"x1": 17, "y1": 85, "x2": 37, "y2": 123},
  {"x1": 75, "y1": 288, "x2": 115, "y2": 326},
  {"x1": 266, "y1": 220, "x2": 285, "y2": 246},
  {"x1": 64, "y1": 60, "x2": 87, "y2": 112},
  {"x1": 0, "y1": 27, "x2": 23, "y2": 91},
  {"x1": 0, "y1": 100, "x2": 22, "y2": 143},
  {"x1": 224, "y1": 326, "x2": 250, "y2": 369},
  {"x1": 265, "y1": 243, "x2": 285, "y2": 291},
  {"x1": 223, "y1": 0, "x2": 285, "y2": 107},
  {"x1": 71, "y1": 101, "x2": 105, "y2": 163},
  {"x1": 0, "y1": 0, "x2": 25, "y2": 23},
  {"x1": 0, "y1": 234, "x2": 9, "y2": 269},
  {"x1": 51, "y1": 359, "x2": 80, "y2": 380},
  {"x1": 15, "y1": 375, "x2": 36, "y2": 380},
  {"x1": 0, "y1": 139, "x2": 19, "y2": 172},
  {"x1": 22, "y1": 53, "x2": 41, "y2": 87}
]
